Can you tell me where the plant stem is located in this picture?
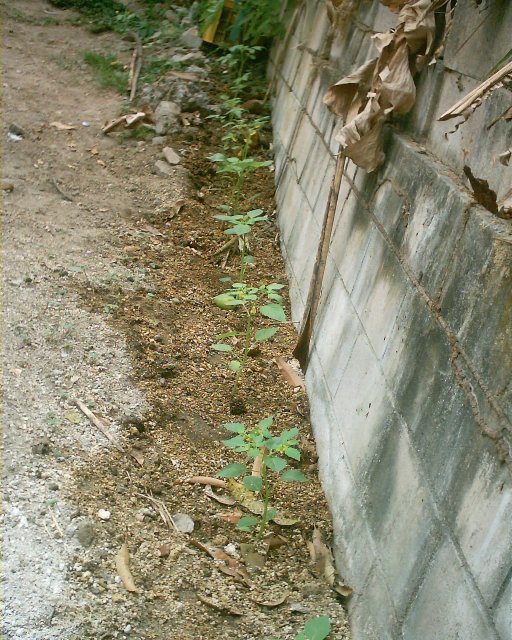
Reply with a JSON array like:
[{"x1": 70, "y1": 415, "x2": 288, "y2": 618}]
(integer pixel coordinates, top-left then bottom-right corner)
[
  {"x1": 239, "y1": 242, "x2": 247, "y2": 282},
  {"x1": 257, "y1": 463, "x2": 270, "y2": 539},
  {"x1": 232, "y1": 307, "x2": 252, "y2": 397}
]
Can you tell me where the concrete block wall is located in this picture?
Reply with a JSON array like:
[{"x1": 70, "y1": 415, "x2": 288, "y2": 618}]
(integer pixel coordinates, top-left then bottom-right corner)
[{"x1": 270, "y1": 1, "x2": 512, "y2": 638}]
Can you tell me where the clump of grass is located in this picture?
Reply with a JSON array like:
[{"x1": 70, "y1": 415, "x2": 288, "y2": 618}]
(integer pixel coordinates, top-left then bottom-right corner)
[{"x1": 83, "y1": 52, "x2": 127, "y2": 94}]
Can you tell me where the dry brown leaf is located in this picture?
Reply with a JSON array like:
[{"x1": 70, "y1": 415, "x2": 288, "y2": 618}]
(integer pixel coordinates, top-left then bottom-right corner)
[
  {"x1": 497, "y1": 149, "x2": 512, "y2": 166},
  {"x1": 250, "y1": 591, "x2": 290, "y2": 608},
  {"x1": 227, "y1": 479, "x2": 299, "y2": 526},
  {"x1": 334, "y1": 583, "x2": 354, "y2": 598},
  {"x1": 376, "y1": 41, "x2": 416, "y2": 114},
  {"x1": 190, "y1": 539, "x2": 251, "y2": 586},
  {"x1": 204, "y1": 484, "x2": 237, "y2": 506},
  {"x1": 251, "y1": 449, "x2": 265, "y2": 477},
  {"x1": 275, "y1": 356, "x2": 305, "y2": 390},
  {"x1": 167, "y1": 70, "x2": 199, "y2": 81},
  {"x1": 115, "y1": 544, "x2": 138, "y2": 593},
  {"x1": 89, "y1": 146, "x2": 99, "y2": 156},
  {"x1": 263, "y1": 534, "x2": 289, "y2": 551},
  {"x1": 197, "y1": 594, "x2": 243, "y2": 616},
  {"x1": 463, "y1": 165, "x2": 498, "y2": 214},
  {"x1": 335, "y1": 98, "x2": 386, "y2": 172},
  {"x1": 323, "y1": 58, "x2": 377, "y2": 121},
  {"x1": 212, "y1": 509, "x2": 243, "y2": 524},
  {"x1": 129, "y1": 447, "x2": 144, "y2": 466},
  {"x1": 308, "y1": 527, "x2": 336, "y2": 587},
  {"x1": 158, "y1": 543, "x2": 171, "y2": 557},
  {"x1": 50, "y1": 121, "x2": 76, "y2": 130},
  {"x1": 308, "y1": 528, "x2": 353, "y2": 599}
]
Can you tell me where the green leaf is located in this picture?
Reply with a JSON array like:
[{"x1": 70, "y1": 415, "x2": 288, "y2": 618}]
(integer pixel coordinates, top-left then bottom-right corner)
[
  {"x1": 280, "y1": 469, "x2": 308, "y2": 483},
  {"x1": 222, "y1": 435, "x2": 246, "y2": 448},
  {"x1": 213, "y1": 293, "x2": 237, "y2": 310},
  {"x1": 267, "y1": 283, "x2": 285, "y2": 290},
  {"x1": 280, "y1": 427, "x2": 300, "y2": 442},
  {"x1": 260, "y1": 304, "x2": 286, "y2": 322},
  {"x1": 255, "y1": 327, "x2": 278, "y2": 342},
  {"x1": 297, "y1": 616, "x2": 331, "y2": 640},
  {"x1": 285, "y1": 447, "x2": 301, "y2": 461},
  {"x1": 225, "y1": 224, "x2": 252, "y2": 236},
  {"x1": 236, "y1": 515, "x2": 259, "y2": 531},
  {"x1": 264, "y1": 507, "x2": 277, "y2": 523},
  {"x1": 217, "y1": 463, "x2": 248, "y2": 478},
  {"x1": 265, "y1": 456, "x2": 287, "y2": 473},
  {"x1": 258, "y1": 416, "x2": 273, "y2": 430},
  {"x1": 219, "y1": 277, "x2": 232, "y2": 283},
  {"x1": 214, "y1": 214, "x2": 240, "y2": 222},
  {"x1": 247, "y1": 209, "x2": 264, "y2": 218},
  {"x1": 211, "y1": 343, "x2": 233, "y2": 352},
  {"x1": 268, "y1": 293, "x2": 283, "y2": 302},
  {"x1": 243, "y1": 255, "x2": 254, "y2": 264},
  {"x1": 228, "y1": 360, "x2": 242, "y2": 372},
  {"x1": 243, "y1": 476, "x2": 263, "y2": 492},
  {"x1": 214, "y1": 330, "x2": 238, "y2": 340},
  {"x1": 224, "y1": 422, "x2": 245, "y2": 433},
  {"x1": 208, "y1": 153, "x2": 227, "y2": 162}
]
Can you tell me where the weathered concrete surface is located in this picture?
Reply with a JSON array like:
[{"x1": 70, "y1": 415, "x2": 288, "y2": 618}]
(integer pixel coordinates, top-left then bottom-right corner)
[{"x1": 271, "y1": 1, "x2": 512, "y2": 638}]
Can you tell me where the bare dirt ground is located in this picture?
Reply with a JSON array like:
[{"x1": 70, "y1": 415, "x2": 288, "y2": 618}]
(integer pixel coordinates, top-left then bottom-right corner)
[{"x1": 3, "y1": 2, "x2": 351, "y2": 638}]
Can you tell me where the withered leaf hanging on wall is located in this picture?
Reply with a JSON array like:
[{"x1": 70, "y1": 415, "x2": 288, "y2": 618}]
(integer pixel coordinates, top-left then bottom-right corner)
[{"x1": 324, "y1": 0, "x2": 448, "y2": 171}]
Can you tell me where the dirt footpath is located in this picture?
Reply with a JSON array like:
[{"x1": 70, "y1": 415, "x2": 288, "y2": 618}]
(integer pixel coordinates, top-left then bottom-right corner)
[{"x1": 3, "y1": 2, "x2": 351, "y2": 639}]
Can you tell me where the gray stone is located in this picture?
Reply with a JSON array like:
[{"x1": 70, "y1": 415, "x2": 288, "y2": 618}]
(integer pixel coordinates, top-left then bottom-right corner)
[
  {"x1": 75, "y1": 520, "x2": 95, "y2": 548},
  {"x1": 154, "y1": 100, "x2": 181, "y2": 135},
  {"x1": 154, "y1": 160, "x2": 173, "y2": 177},
  {"x1": 151, "y1": 136, "x2": 167, "y2": 146},
  {"x1": 162, "y1": 147, "x2": 180, "y2": 165},
  {"x1": 180, "y1": 27, "x2": 202, "y2": 50}
]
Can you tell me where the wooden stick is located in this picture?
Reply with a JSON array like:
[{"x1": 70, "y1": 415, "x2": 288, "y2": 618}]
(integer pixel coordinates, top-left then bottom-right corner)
[
  {"x1": 75, "y1": 399, "x2": 125, "y2": 453},
  {"x1": 75, "y1": 398, "x2": 144, "y2": 465},
  {"x1": 212, "y1": 236, "x2": 237, "y2": 257},
  {"x1": 128, "y1": 32, "x2": 142, "y2": 103},
  {"x1": 438, "y1": 60, "x2": 512, "y2": 121},
  {"x1": 51, "y1": 177, "x2": 73, "y2": 202},
  {"x1": 293, "y1": 150, "x2": 346, "y2": 369}
]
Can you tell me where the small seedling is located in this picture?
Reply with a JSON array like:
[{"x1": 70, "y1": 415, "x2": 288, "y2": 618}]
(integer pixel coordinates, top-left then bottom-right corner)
[
  {"x1": 217, "y1": 416, "x2": 307, "y2": 538},
  {"x1": 212, "y1": 282, "x2": 285, "y2": 396},
  {"x1": 214, "y1": 208, "x2": 267, "y2": 279},
  {"x1": 208, "y1": 153, "x2": 272, "y2": 210}
]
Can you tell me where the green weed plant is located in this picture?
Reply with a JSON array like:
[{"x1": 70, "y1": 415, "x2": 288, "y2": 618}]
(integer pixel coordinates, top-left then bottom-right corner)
[{"x1": 217, "y1": 416, "x2": 307, "y2": 538}]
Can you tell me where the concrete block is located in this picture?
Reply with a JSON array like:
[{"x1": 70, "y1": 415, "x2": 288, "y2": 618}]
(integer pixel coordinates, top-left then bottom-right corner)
[
  {"x1": 349, "y1": 565, "x2": 398, "y2": 640},
  {"x1": 444, "y1": 2, "x2": 512, "y2": 80},
  {"x1": 301, "y1": 138, "x2": 335, "y2": 210},
  {"x1": 333, "y1": 331, "x2": 394, "y2": 478},
  {"x1": 307, "y1": 347, "x2": 377, "y2": 591},
  {"x1": 363, "y1": 424, "x2": 441, "y2": 616},
  {"x1": 310, "y1": 263, "x2": 360, "y2": 397},
  {"x1": 290, "y1": 114, "x2": 320, "y2": 180},
  {"x1": 307, "y1": 7, "x2": 331, "y2": 55},
  {"x1": 421, "y1": 74, "x2": 512, "y2": 200},
  {"x1": 494, "y1": 576, "x2": 512, "y2": 640},
  {"x1": 439, "y1": 208, "x2": 512, "y2": 422},
  {"x1": 402, "y1": 539, "x2": 498, "y2": 640},
  {"x1": 350, "y1": 225, "x2": 409, "y2": 359},
  {"x1": 453, "y1": 452, "x2": 512, "y2": 606},
  {"x1": 382, "y1": 135, "x2": 473, "y2": 300}
]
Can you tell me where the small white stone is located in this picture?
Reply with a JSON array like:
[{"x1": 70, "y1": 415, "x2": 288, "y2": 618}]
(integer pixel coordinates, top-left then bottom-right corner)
[{"x1": 97, "y1": 509, "x2": 111, "y2": 521}]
